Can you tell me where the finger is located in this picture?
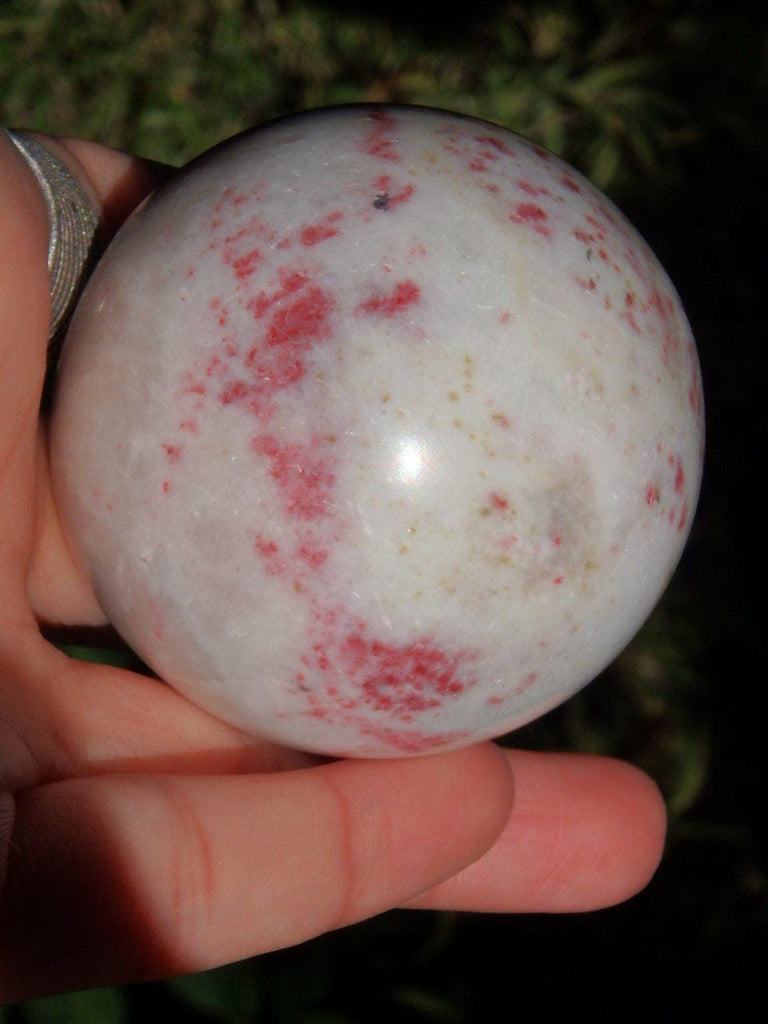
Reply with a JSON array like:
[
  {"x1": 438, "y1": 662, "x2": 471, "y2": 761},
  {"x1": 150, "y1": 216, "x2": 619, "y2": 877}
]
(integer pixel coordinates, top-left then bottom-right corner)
[
  {"x1": 0, "y1": 130, "x2": 170, "y2": 625},
  {"x1": 21, "y1": 135, "x2": 172, "y2": 625},
  {"x1": 0, "y1": 743, "x2": 514, "y2": 1002},
  {"x1": 405, "y1": 748, "x2": 667, "y2": 913},
  {"x1": 26, "y1": 422, "x2": 110, "y2": 627},
  {"x1": 0, "y1": 131, "x2": 51, "y2": 619},
  {"x1": 0, "y1": 631, "x2": 318, "y2": 792}
]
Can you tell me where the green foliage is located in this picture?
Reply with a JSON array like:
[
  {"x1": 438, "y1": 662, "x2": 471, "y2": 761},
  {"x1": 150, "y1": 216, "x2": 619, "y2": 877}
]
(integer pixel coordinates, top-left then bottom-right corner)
[
  {"x1": 57, "y1": 643, "x2": 143, "y2": 669},
  {"x1": 15, "y1": 987, "x2": 128, "y2": 1024},
  {"x1": 165, "y1": 961, "x2": 262, "y2": 1022},
  {"x1": 0, "y1": 0, "x2": 726, "y2": 200}
]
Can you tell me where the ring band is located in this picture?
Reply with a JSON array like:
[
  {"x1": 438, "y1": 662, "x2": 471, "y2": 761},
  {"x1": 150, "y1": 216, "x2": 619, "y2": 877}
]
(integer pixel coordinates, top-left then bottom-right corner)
[{"x1": 4, "y1": 128, "x2": 99, "y2": 346}]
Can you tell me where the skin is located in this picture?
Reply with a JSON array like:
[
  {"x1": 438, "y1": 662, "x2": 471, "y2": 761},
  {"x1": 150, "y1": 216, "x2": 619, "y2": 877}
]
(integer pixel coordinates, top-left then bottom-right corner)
[{"x1": 0, "y1": 131, "x2": 666, "y2": 1004}]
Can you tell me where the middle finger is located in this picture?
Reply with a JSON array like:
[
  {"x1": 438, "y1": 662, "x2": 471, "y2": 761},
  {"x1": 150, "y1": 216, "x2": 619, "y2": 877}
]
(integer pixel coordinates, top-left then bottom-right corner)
[{"x1": 1, "y1": 628, "x2": 316, "y2": 792}]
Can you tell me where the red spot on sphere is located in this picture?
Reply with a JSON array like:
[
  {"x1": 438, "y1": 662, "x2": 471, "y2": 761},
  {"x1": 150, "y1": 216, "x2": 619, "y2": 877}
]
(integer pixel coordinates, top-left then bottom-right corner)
[
  {"x1": 162, "y1": 443, "x2": 183, "y2": 464},
  {"x1": 265, "y1": 286, "x2": 333, "y2": 348},
  {"x1": 300, "y1": 211, "x2": 342, "y2": 247},
  {"x1": 336, "y1": 632, "x2": 475, "y2": 721},
  {"x1": 511, "y1": 203, "x2": 551, "y2": 238},
  {"x1": 243, "y1": 279, "x2": 335, "y2": 401},
  {"x1": 364, "y1": 109, "x2": 401, "y2": 161},
  {"x1": 251, "y1": 435, "x2": 337, "y2": 521},
  {"x1": 296, "y1": 542, "x2": 330, "y2": 570},
  {"x1": 231, "y1": 249, "x2": 262, "y2": 279},
  {"x1": 674, "y1": 458, "x2": 686, "y2": 495},
  {"x1": 475, "y1": 135, "x2": 516, "y2": 158},
  {"x1": 358, "y1": 279, "x2": 421, "y2": 317}
]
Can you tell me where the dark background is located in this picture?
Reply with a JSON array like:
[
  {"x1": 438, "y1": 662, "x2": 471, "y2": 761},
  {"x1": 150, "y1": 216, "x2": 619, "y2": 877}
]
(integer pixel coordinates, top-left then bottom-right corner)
[{"x1": 1, "y1": 1, "x2": 766, "y2": 1019}]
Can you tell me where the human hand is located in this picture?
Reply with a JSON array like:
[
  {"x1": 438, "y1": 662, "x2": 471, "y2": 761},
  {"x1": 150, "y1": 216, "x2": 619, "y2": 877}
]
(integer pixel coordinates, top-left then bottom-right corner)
[{"x1": 0, "y1": 131, "x2": 666, "y2": 1004}]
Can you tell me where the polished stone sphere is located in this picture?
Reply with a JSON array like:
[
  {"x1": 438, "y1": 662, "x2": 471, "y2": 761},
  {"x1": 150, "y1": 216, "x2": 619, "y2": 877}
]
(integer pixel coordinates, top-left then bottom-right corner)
[{"x1": 51, "y1": 105, "x2": 704, "y2": 757}]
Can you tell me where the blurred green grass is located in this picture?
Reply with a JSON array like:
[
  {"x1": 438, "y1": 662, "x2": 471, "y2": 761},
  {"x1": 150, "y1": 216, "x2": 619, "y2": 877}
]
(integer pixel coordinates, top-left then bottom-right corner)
[
  {"x1": 2, "y1": 0, "x2": 767, "y2": 1020},
  {"x1": 2, "y1": 0, "x2": 699, "y2": 195}
]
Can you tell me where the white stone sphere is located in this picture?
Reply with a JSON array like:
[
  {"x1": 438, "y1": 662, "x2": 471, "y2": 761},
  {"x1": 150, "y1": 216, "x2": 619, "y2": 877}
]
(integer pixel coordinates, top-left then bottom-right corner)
[{"x1": 50, "y1": 105, "x2": 704, "y2": 757}]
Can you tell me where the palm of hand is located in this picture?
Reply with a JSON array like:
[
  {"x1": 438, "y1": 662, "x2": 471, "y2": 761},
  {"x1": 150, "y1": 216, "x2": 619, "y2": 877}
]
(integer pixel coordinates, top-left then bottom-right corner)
[{"x1": 0, "y1": 133, "x2": 665, "y2": 1004}]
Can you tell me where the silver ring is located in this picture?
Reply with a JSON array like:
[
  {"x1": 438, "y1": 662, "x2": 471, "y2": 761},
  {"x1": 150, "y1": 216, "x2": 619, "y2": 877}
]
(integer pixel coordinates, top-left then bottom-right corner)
[{"x1": 4, "y1": 128, "x2": 99, "y2": 347}]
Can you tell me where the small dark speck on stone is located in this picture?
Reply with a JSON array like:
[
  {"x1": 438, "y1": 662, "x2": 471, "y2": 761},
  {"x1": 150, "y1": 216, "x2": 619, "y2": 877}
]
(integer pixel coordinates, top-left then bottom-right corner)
[{"x1": 373, "y1": 193, "x2": 390, "y2": 210}]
